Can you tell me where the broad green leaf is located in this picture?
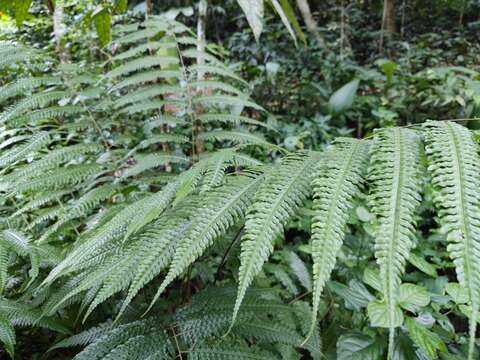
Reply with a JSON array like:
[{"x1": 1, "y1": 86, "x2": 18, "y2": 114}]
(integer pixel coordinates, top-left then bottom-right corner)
[
  {"x1": 113, "y1": 0, "x2": 128, "y2": 13},
  {"x1": 446, "y1": 282, "x2": 469, "y2": 304},
  {"x1": 92, "y1": 7, "x2": 111, "y2": 46},
  {"x1": 398, "y1": 284, "x2": 431, "y2": 311},
  {"x1": 329, "y1": 79, "x2": 360, "y2": 114},
  {"x1": 406, "y1": 317, "x2": 448, "y2": 359},
  {"x1": 336, "y1": 332, "x2": 384, "y2": 360},
  {"x1": 408, "y1": 253, "x2": 438, "y2": 277},
  {"x1": 237, "y1": 0, "x2": 264, "y2": 42},
  {"x1": 367, "y1": 300, "x2": 403, "y2": 328},
  {"x1": 329, "y1": 280, "x2": 374, "y2": 311},
  {"x1": 376, "y1": 59, "x2": 398, "y2": 83},
  {"x1": 363, "y1": 267, "x2": 382, "y2": 292},
  {"x1": 14, "y1": 0, "x2": 32, "y2": 27},
  {"x1": 271, "y1": 0, "x2": 306, "y2": 45}
]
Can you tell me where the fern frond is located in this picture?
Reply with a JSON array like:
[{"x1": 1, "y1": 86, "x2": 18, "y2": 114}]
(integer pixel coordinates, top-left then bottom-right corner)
[
  {"x1": 188, "y1": 65, "x2": 247, "y2": 84},
  {"x1": 112, "y1": 41, "x2": 164, "y2": 61},
  {"x1": 145, "y1": 173, "x2": 263, "y2": 312},
  {"x1": 0, "y1": 132, "x2": 50, "y2": 168},
  {"x1": 368, "y1": 128, "x2": 423, "y2": 357},
  {"x1": 0, "y1": 76, "x2": 61, "y2": 103},
  {"x1": 309, "y1": 138, "x2": 369, "y2": 338},
  {"x1": 193, "y1": 95, "x2": 265, "y2": 112},
  {"x1": 232, "y1": 151, "x2": 318, "y2": 327},
  {"x1": 71, "y1": 318, "x2": 171, "y2": 360},
  {"x1": 9, "y1": 105, "x2": 83, "y2": 126},
  {"x1": 109, "y1": 70, "x2": 182, "y2": 92},
  {"x1": 13, "y1": 164, "x2": 102, "y2": 194},
  {"x1": 112, "y1": 85, "x2": 182, "y2": 109},
  {"x1": 189, "y1": 345, "x2": 276, "y2": 360},
  {"x1": 106, "y1": 56, "x2": 179, "y2": 78},
  {"x1": 122, "y1": 153, "x2": 188, "y2": 178},
  {"x1": 198, "y1": 130, "x2": 271, "y2": 146},
  {"x1": 137, "y1": 134, "x2": 189, "y2": 149},
  {"x1": 0, "y1": 91, "x2": 70, "y2": 124},
  {"x1": 0, "y1": 312, "x2": 15, "y2": 359},
  {"x1": 198, "y1": 114, "x2": 270, "y2": 129},
  {"x1": 424, "y1": 120, "x2": 480, "y2": 360},
  {"x1": 50, "y1": 322, "x2": 112, "y2": 351},
  {"x1": 12, "y1": 190, "x2": 69, "y2": 217}
]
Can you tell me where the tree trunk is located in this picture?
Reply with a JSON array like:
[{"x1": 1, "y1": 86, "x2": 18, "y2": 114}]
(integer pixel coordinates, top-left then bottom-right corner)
[
  {"x1": 295, "y1": 0, "x2": 324, "y2": 46},
  {"x1": 195, "y1": 0, "x2": 208, "y2": 155},
  {"x1": 53, "y1": 1, "x2": 67, "y2": 61},
  {"x1": 197, "y1": 0, "x2": 208, "y2": 80},
  {"x1": 146, "y1": 0, "x2": 153, "y2": 17},
  {"x1": 379, "y1": 0, "x2": 396, "y2": 52}
]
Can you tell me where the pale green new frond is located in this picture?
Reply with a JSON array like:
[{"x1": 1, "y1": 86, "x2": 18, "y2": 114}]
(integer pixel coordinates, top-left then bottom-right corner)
[
  {"x1": 233, "y1": 151, "x2": 319, "y2": 327},
  {"x1": 146, "y1": 173, "x2": 263, "y2": 312},
  {"x1": 424, "y1": 120, "x2": 480, "y2": 360},
  {"x1": 0, "y1": 131, "x2": 50, "y2": 168},
  {"x1": 106, "y1": 56, "x2": 179, "y2": 78},
  {"x1": 309, "y1": 138, "x2": 369, "y2": 338},
  {"x1": 368, "y1": 128, "x2": 423, "y2": 358},
  {"x1": 0, "y1": 76, "x2": 61, "y2": 103}
]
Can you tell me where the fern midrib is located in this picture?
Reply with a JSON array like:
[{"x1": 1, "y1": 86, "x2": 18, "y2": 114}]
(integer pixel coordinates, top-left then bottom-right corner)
[{"x1": 385, "y1": 128, "x2": 404, "y2": 355}]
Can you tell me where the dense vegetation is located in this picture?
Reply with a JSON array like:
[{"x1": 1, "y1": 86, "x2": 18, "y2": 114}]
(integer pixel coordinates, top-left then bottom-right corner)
[{"x1": 1, "y1": 1, "x2": 480, "y2": 359}]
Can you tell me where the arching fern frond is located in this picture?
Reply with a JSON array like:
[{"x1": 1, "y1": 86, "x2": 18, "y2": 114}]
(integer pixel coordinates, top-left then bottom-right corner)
[
  {"x1": 368, "y1": 128, "x2": 423, "y2": 358},
  {"x1": 424, "y1": 120, "x2": 480, "y2": 360},
  {"x1": 232, "y1": 151, "x2": 319, "y2": 327},
  {"x1": 308, "y1": 138, "x2": 369, "y2": 339}
]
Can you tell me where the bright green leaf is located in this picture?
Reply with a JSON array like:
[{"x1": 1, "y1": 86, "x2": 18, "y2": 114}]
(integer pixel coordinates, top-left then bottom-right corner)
[{"x1": 329, "y1": 79, "x2": 360, "y2": 114}]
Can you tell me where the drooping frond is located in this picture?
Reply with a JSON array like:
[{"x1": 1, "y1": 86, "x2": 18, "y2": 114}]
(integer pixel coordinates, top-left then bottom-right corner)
[
  {"x1": 145, "y1": 173, "x2": 263, "y2": 312},
  {"x1": 308, "y1": 138, "x2": 369, "y2": 338},
  {"x1": 71, "y1": 319, "x2": 172, "y2": 360},
  {"x1": 232, "y1": 151, "x2": 319, "y2": 327},
  {"x1": 424, "y1": 120, "x2": 480, "y2": 360},
  {"x1": 368, "y1": 128, "x2": 423, "y2": 357}
]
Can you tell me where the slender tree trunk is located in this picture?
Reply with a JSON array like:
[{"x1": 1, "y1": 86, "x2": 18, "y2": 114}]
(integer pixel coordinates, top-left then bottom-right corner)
[
  {"x1": 53, "y1": 0, "x2": 67, "y2": 61},
  {"x1": 146, "y1": 0, "x2": 153, "y2": 17},
  {"x1": 195, "y1": 0, "x2": 208, "y2": 155},
  {"x1": 197, "y1": 0, "x2": 208, "y2": 80},
  {"x1": 295, "y1": 0, "x2": 325, "y2": 46},
  {"x1": 379, "y1": 0, "x2": 396, "y2": 52}
]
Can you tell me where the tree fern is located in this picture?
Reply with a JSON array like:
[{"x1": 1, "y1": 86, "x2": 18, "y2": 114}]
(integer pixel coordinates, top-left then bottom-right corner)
[
  {"x1": 308, "y1": 138, "x2": 369, "y2": 338},
  {"x1": 368, "y1": 128, "x2": 423, "y2": 358},
  {"x1": 424, "y1": 120, "x2": 480, "y2": 360}
]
